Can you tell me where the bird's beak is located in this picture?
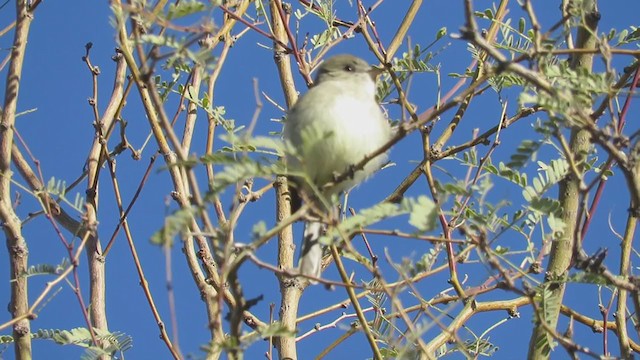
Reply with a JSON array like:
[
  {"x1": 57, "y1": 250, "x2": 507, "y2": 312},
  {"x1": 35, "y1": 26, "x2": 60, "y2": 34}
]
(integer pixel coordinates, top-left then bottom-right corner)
[{"x1": 368, "y1": 66, "x2": 384, "y2": 81}]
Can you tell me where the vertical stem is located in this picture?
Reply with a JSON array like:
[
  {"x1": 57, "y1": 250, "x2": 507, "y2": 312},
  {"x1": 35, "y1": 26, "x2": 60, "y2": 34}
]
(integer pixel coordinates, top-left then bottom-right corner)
[
  {"x1": 528, "y1": 1, "x2": 599, "y2": 358},
  {"x1": 269, "y1": 1, "x2": 302, "y2": 359},
  {"x1": 84, "y1": 37, "x2": 110, "y2": 360},
  {"x1": 85, "y1": 115, "x2": 109, "y2": 358},
  {"x1": 0, "y1": 0, "x2": 33, "y2": 358},
  {"x1": 274, "y1": 176, "x2": 301, "y2": 360},
  {"x1": 617, "y1": 210, "x2": 638, "y2": 356}
]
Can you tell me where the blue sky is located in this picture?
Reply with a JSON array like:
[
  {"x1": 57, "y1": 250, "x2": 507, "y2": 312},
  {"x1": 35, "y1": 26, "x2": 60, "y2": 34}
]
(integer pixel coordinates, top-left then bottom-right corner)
[{"x1": 1, "y1": 1, "x2": 639, "y2": 359}]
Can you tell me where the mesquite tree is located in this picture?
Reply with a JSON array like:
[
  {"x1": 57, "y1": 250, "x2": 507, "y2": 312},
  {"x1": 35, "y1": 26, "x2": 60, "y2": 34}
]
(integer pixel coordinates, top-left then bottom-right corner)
[{"x1": 1, "y1": 0, "x2": 639, "y2": 359}]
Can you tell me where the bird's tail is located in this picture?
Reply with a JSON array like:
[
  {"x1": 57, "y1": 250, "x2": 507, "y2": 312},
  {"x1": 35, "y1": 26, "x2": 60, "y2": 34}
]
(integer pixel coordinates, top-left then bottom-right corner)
[{"x1": 298, "y1": 221, "x2": 325, "y2": 282}]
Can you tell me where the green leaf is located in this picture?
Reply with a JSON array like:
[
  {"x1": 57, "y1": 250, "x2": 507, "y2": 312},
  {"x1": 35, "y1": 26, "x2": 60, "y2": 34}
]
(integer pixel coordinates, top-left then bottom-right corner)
[
  {"x1": 0, "y1": 334, "x2": 14, "y2": 344},
  {"x1": 150, "y1": 207, "x2": 196, "y2": 246},
  {"x1": 206, "y1": 157, "x2": 284, "y2": 196},
  {"x1": 18, "y1": 259, "x2": 70, "y2": 279},
  {"x1": 167, "y1": 0, "x2": 207, "y2": 20},
  {"x1": 522, "y1": 186, "x2": 536, "y2": 202},
  {"x1": 380, "y1": 347, "x2": 399, "y2": 358},
  {"x1": 252, "y1": 221, "x2": 267, "y2": 239},
  {"x1": 31, "y1": 327, "x2": 132, "y2": 357},
  {"x1": 494, "y1": 245, "x2": 509, "y2": 255},
  {"x1": 336, "y1": 202, "x2": 403, "y2": 236},
  {"x1": 546, "y1": 212, "x2": 565, "y2": 237},
  {"x1": 407, "y1": 196, "x2": 437, "y2": 232}
]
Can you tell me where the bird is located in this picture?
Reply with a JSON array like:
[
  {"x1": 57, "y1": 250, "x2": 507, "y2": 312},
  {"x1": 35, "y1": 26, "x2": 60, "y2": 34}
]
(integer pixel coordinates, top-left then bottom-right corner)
[{"x1": 283, "y1": 54, "x2": 392, "y2": 282}]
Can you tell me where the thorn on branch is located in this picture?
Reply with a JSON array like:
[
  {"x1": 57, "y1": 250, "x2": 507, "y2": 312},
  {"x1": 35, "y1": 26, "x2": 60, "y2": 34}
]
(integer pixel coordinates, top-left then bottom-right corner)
[
  {"x1": 457, "y1": 26, "x2": 474, "y2": 41},
  {"x1": 281, "y1": 2, "x2": 291, "y2": 14},
  {"x1": 507, "y1": 306, "x2": 520, "y2": 318},
  {"x1": 528, "y1": 262, "x2": 542, "y2": 274},
  {"x1": 111, "y1": 48, "x2": 123, "y2": 62}
]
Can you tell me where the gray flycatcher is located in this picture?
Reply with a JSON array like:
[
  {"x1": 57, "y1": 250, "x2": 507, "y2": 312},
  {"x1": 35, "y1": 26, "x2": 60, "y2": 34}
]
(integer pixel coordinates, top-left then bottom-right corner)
[{"x1": 284, "y1": 54, "x2": 392, "y2": 282}]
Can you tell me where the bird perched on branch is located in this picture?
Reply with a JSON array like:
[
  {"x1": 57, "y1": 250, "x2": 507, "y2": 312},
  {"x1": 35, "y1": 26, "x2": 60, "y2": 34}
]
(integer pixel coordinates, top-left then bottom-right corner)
[{"x1": 284, "y1": 54, "x2": 392, "y2": 282}]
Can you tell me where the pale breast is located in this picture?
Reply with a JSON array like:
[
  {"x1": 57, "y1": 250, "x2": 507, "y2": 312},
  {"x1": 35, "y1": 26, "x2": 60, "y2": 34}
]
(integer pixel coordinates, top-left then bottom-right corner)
[{"x1": 285, "y1": 79, "x2": 391, "y2": 194}]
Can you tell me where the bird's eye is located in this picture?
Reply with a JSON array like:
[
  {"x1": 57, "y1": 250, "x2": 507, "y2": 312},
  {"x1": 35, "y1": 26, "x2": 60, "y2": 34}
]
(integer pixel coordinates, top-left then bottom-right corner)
[{"x1": 344, "y1": 65, "x2": 354, "y2": 72}]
